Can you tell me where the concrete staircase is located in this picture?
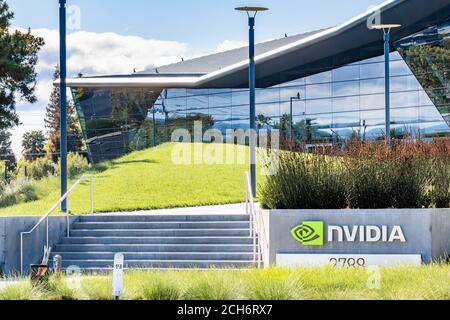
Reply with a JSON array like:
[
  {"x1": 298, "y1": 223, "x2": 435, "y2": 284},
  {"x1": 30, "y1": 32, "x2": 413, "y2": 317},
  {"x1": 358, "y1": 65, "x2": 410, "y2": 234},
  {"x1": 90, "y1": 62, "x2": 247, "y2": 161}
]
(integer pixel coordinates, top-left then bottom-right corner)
[{"x1": 51, "y1": 213, "x2": 257, "y2": 272}]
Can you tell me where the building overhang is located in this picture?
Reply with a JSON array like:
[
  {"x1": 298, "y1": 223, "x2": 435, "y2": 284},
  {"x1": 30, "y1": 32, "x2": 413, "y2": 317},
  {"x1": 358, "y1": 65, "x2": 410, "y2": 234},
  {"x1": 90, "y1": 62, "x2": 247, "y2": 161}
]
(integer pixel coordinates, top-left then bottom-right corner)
[{"x1": 60, "y1": 0, "x2": 450, "y2": 89}]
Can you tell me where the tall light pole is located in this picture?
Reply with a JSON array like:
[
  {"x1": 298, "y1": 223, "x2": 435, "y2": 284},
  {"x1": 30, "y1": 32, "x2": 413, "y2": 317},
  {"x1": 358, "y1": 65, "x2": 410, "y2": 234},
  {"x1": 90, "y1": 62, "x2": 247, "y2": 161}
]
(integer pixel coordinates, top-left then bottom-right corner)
[
  {"x1": 59, "y1": 0, "x2": 68, "y2": 212},
  {"x1": 371, "y1": 24, "x2": 401, "y2": 144},
  {"x1": 235, "y1": 6, "x2": 268, "y2": 197},
  {"x1": 290, "y1": 92, "x2": 301, "y2": 142}
]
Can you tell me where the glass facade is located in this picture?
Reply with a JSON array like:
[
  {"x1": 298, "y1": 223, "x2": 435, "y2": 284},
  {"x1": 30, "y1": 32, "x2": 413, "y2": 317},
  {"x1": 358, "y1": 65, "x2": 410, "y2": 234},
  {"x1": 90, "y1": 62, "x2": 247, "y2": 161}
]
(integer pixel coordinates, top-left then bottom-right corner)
[
  {"x1": 396, "y1": 18, "x2": 450, "y2": 129},
  {"x1": 72, "y1": 22, "x2": 450, "y2": 163}
]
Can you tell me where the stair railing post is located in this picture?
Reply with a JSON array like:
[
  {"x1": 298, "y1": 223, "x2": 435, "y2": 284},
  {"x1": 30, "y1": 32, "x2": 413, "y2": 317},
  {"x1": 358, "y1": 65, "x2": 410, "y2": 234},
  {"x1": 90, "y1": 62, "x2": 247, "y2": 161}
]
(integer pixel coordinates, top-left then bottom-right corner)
[
  {"x1": 20, "y1": 234, "x2": 24, "y2": 276},
  {"x1": 253, "y1": 217, "x2": 257, "y2": 263},
  {"x1": 90, "y1": 175, "x2": 94, "y2": 214},
  {"x1": 66, "y1": 195, "x2": 70, "y2": 238},
  {"x1": 46, "y1": 216, "x2": 49, "y2": 249}
]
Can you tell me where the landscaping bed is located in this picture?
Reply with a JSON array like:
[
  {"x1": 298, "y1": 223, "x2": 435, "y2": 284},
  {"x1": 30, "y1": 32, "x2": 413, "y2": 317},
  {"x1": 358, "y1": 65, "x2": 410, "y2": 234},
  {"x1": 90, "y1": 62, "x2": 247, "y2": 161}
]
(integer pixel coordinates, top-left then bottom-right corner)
[
  {"x1": 0, "y1": 266, "x2": 449, "y2": 300},
  {"x1": 260, "y1": 139, "x2": 450, "y2": 210}
]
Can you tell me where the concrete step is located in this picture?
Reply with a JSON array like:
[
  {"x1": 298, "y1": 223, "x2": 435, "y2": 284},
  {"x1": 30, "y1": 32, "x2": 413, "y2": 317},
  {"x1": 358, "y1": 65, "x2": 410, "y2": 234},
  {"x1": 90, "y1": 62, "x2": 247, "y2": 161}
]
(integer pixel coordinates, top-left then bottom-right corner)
[
  {"x1": 60, "y1": 236, "x2": 255, "y2": 245},
  {"x1": 51, "y1": 252, "x2": 255, "y2": 261},
  {"x1": 50, "y1": 212, "x2": 257, "y2": 271},
  {"x1": 79, "y1": 214, "x2": 250, "y2": 223},
  {"x1": 54, "y1": 244, "x2": 255, "y2": 253},
  {"x1": 69, "y1": 229, "x2": 251, "y2": 237},
  {"x1": 71, "y1": 221, "x2": 250, "y2": 230},
  {"x1": 61, "y1": 259, "x2": 257, "y2": 269}
]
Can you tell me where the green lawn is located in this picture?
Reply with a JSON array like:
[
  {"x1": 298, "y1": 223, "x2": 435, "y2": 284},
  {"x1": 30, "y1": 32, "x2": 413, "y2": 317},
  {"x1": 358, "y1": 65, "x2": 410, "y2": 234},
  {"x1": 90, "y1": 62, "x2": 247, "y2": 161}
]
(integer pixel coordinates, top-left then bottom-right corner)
[
  {"x1": 1, "y1": 266, "x2": 449, "y2": 300},
  {"x1": 0, "y1": 143, "x2": 263, "y2": 216}
]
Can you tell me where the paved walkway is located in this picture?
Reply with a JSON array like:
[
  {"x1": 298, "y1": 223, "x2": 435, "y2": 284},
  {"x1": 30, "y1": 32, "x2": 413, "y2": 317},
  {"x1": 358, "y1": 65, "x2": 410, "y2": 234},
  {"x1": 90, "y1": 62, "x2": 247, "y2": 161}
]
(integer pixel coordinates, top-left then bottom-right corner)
[{"x1": 90, "y1": 203, "x2": 253, "y2": 216}]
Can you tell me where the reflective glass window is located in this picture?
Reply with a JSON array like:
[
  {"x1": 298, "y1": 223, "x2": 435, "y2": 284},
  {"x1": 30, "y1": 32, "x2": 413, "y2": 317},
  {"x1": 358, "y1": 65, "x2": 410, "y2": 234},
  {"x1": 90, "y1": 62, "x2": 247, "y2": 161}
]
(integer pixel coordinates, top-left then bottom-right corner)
[
  {"x1": 306, "y1": 83, "x2": 332, "y2": 99},
  {"x1": 333, "y1": 96, "x2": 359, "y2": 113},
  {"x1": 306, "y1": 71, "x2": 332, "y2": 84},
  {"x1": 332, "y1": 65, "x2": 360, "y2": 82},
  {"x1": 333, "y1": 81, "x2": 359, "y2": 97}
]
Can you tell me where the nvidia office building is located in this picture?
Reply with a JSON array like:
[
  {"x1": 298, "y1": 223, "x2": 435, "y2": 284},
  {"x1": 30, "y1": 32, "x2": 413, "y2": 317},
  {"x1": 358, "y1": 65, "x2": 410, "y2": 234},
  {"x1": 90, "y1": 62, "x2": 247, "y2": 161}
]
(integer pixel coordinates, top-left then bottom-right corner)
[{"x1": 65, "y1": 0, "x2": 450, "y2": 164}]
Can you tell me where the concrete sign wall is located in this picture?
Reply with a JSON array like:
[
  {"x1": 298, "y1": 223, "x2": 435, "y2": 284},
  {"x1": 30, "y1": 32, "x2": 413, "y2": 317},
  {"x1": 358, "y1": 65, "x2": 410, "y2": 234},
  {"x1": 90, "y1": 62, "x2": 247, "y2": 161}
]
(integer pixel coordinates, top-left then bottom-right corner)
[
  {"x1": 0, "y1": 217, "x2": 78, "y2": 275},
  {"x1": 260, "y1": 209, "x2": 450, "y2": 266}
]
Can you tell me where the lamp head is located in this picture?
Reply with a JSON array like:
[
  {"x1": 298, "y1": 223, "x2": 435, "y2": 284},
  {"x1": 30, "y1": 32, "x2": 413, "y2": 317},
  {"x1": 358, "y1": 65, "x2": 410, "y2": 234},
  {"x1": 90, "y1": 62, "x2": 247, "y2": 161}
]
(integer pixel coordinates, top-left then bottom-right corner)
[
  {"x1": 370, "y1": 24, "x2": 401, "y2": 33},
  {"x1": 235, "y1": 6, "x2": 269, "y2": 17}
]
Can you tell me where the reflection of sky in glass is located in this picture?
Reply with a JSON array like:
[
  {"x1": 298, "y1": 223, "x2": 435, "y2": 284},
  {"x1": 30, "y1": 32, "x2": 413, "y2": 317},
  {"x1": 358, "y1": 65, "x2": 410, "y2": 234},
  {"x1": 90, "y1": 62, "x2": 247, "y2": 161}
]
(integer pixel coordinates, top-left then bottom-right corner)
[
  {"x1": 157, "y1": 49, "x2": 450, "y2": 139},
  {"x1": 74, "y1": 23, "x2": 450, "y2": 163}
]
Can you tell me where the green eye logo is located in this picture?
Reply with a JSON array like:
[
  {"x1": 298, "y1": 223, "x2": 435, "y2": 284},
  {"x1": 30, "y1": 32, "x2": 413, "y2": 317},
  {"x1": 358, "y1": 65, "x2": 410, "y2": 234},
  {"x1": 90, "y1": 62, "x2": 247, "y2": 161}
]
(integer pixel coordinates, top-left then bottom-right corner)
[{"x1": 291, "y1": 221, "x2": 325, "y2": 246}]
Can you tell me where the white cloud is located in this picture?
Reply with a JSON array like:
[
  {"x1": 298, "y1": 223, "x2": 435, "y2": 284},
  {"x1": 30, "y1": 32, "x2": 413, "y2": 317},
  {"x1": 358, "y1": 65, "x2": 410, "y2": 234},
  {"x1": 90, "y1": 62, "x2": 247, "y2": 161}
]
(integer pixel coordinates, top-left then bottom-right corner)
[
  {"x1": 9, "y1": 27, "x2": 191, "y2": 156},
  {"x1": 215, "y1": 40, "x2": 247, "y2": 53},
  {"x1": 14, "y1": 27, "x2": 190, "y2": 75}
]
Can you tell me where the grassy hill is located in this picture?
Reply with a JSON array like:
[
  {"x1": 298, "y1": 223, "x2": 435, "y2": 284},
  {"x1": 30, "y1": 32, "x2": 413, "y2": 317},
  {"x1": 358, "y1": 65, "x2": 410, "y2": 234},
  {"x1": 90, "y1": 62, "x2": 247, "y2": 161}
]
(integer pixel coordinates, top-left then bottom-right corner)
[{"x1": 0, "y1": 143, "x2": 262, "y2": 216}]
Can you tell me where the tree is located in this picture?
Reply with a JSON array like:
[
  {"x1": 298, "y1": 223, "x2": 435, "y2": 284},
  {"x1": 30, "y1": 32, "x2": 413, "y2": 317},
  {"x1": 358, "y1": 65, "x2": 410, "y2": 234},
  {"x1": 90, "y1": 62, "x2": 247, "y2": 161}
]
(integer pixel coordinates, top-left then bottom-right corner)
[
  {"x1": 0, "y1": 1, "x2": 44, "y2": 131},
  {"x1": 22, "y1": 130, "x2": 46, "y2": 161},
  {"x1": 0, "y1": 129, "x2": 16, "y2": 168},
  {"x1": 256, "y1": 114, "x2": 272, "y2": 129},
  {"x1": 45, "y1": 65, "x2": 83, "y2": 161},
  {"x1": 273, "y1": 113, "x2": 291, "y2": 140}
]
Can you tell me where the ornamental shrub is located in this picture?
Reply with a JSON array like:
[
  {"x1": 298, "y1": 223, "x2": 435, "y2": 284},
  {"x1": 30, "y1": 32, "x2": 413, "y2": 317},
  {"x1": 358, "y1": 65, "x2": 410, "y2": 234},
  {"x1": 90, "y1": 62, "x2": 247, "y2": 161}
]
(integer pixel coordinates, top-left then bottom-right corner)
[{"x1": 260, "y1": 139, "x2": 450, "y2": 209}]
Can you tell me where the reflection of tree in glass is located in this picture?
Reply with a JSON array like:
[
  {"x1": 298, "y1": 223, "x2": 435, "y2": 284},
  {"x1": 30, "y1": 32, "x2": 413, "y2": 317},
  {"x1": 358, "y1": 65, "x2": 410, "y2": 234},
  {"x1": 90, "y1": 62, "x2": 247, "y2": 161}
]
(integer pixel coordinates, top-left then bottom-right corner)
[
  {"x1": 272, "y1": 114, "x2": 323, "y2": 144},
  {"x1": 398, "y1": 38, "x2": 450, "y2": 126},
  {"x1": 129, "y1": 114, "x2": 215, "y2": 151},
  {"x1": 256, "y1": 114, "x2": 272, "y2": 129},
  {"x1": 109, "y1": 89, "x2": 162, "y2": 128}
]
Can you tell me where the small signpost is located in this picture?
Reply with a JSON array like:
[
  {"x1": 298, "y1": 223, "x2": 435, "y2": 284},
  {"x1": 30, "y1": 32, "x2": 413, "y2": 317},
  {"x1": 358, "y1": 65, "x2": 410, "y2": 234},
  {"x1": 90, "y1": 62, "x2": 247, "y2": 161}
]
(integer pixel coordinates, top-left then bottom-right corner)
[
  {"x1": 112, "y1": 253, "x2": 124, "y2": 300},
  {"x1": 53, "y1": 255, "x2": 62, "y2": 273}
]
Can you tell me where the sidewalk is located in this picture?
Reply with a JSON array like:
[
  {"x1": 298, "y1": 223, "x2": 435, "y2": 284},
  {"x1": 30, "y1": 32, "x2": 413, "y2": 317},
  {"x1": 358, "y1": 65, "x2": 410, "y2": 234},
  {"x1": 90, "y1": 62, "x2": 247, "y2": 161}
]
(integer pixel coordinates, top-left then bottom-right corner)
[{"x1": 89, "y1": 203, "x2": 254, "y2": 216}]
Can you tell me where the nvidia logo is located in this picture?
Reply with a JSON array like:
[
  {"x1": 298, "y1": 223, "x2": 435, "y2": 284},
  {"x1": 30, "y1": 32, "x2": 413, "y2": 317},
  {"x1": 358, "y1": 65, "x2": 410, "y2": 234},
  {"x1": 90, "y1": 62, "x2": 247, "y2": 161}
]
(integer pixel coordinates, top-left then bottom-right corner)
[
  {"x1": 291, "y1": 221, "x2": 325, "y2": 246},
  {"x1": 291, "y1": 221, "x2": 407, "y2": 246}
]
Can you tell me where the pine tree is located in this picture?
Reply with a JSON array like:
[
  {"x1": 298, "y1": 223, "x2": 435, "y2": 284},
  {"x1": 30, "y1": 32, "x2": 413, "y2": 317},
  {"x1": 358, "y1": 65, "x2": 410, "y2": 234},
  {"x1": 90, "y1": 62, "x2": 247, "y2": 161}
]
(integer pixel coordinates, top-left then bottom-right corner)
[
  {"x1": 0, "y1": 129, "x2": 16, "y2": 167},
  {"x1": 45, "y1": 65, "x2": 83, "y2": 161},
  {"x1": 0, "y1": 0, "x2": 44, "y2": 131}
]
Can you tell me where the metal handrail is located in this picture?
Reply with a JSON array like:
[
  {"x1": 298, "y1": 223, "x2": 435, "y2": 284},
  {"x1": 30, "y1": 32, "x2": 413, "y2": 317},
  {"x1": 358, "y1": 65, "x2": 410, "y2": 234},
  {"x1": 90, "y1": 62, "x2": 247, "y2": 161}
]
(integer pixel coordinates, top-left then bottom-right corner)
[
  {"x1": 245, "y1": 172, "x2": 267, "y2": 268},
  {"x1": 20, "y1": 174, "x2": 93, "y2": 275}
]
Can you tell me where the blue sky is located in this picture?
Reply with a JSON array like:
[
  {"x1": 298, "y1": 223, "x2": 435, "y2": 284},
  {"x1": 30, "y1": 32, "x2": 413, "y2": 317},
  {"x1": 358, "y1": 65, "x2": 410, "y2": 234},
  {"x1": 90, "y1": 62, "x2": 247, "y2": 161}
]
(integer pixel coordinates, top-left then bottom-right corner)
[
  {"x1": 6, "y1": 0, "x2": 387, "y2": 155},
  {"x1": 9, "y1": 0, "x2": 385, "y2": 51}
]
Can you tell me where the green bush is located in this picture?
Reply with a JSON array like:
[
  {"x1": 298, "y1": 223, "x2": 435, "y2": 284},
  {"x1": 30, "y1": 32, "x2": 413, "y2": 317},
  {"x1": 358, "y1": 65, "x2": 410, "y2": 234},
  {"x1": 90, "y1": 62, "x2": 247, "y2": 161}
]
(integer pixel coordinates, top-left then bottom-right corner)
[
  {"x1": 183, "y1": 271, "x2": 239, "y2": 300},
  {"x1": 243, "y1": 268, "x2": 302, "y2": 300},
  {"x1": 423, "y1": 158, "x2": 450, "y2": 208},
  {"x1": 260, "y1": 152, "x2": 347, "y2": 209},
  {"x1": 0, "y1": 177, "x2": 38, "y2": 208},
  {"x1": 0, "y1": 162, "x2": 6, "y2": 185},
  {"x1": 56, "y1": 153, "x2": 90, "y2": 179},
  {"x1": 260, "y1": 140, "x2": 450, "y2": 209},
  {"x1": 20, "y1": 158, "x2": 55, "y2": 180},
  {"x1": 344, "y1": 157, "x2": 428, "y2": 209}
]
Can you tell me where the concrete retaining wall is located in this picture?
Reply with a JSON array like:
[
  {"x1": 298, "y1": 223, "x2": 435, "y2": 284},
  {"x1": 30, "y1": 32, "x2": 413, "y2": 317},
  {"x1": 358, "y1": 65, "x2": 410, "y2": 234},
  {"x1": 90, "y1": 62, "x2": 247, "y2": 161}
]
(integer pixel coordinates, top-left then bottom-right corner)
[
  {"x1": 260, "y1": 209, "x2": 450, "y2": 266},
  {"x1": 0, "y1": 216, "x2": 78, "y2": 275}
]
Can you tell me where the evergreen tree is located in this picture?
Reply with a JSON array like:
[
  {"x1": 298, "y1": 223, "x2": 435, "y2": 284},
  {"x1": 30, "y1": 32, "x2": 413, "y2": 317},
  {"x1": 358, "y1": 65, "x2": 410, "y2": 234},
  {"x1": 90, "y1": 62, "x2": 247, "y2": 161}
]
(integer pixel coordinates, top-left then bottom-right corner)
[
  {"x1": 0, "y1": 0, "x2": 44, "y2": 130},
  {"x1": 0, "y1": 129, "x2": 16, "y2": 167},
  {"x1": 45, "y1": 65, "x2": 83, "y2": 161},
  {"x1": 22, "y1": 130, "x2": 46, "y2": 161}
]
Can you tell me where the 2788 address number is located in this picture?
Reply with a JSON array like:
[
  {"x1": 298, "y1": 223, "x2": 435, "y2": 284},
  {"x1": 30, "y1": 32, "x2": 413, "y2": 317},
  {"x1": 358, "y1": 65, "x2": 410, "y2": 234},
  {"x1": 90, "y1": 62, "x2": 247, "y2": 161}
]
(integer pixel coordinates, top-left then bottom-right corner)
[{"x1": 329, "y1": 257, "x2": 366, "y2": 267}]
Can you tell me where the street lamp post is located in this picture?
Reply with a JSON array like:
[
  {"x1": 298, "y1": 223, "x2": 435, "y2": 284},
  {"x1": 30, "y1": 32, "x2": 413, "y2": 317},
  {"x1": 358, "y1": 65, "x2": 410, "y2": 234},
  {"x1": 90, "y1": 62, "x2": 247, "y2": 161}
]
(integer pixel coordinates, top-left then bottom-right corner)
[
  {"x1": 371, "y1": 24, "x2": 401, "y2": 144},
  {"x1": 152, "y1": 107, "x2": 158, "y2": 147},
  {"x1": 235, "y1": 6, "x2": 268, "y2": 197},
  {"x1": 290, "y1": 92, "x2": 301, "y2": 142},
  {"x1": 59, "y1": 0, "x2": 68, "y2": 212}
]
